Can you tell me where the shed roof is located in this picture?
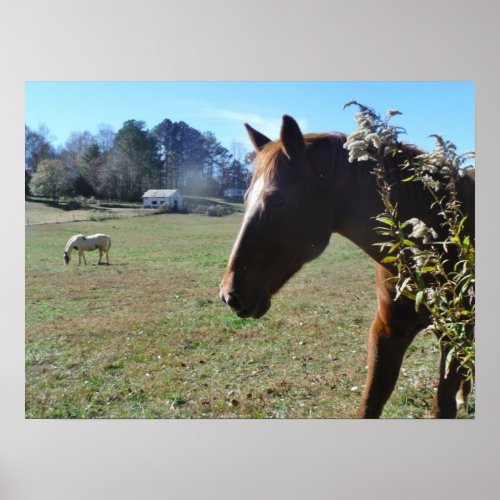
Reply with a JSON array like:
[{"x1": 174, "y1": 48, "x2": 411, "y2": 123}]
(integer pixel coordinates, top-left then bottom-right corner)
[{"x1": 142, "y1": 189, "x2": 180, "y2": 198}]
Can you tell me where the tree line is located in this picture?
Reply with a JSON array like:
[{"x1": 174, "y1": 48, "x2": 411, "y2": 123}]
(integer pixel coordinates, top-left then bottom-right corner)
[{"x1": 25, "y1": 119, "x2": 253, "y2": 203}]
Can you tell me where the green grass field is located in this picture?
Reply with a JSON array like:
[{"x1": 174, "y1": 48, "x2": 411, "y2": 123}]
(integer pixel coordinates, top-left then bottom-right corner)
[{"x1": 25, "y1": 202, "x2": 474, "y2": 418}]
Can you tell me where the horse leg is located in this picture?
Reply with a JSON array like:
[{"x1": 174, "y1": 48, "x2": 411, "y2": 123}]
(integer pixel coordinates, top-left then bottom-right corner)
[
  {"x1": 432, "y1": 346, "x2": 468, "y2": 418},
  {"x1": 356, "y1": 310, "x2": 418, "y2": 418},
  {"x1": 98, "y1": 248, "x2": 103, "y2": 264},
  {"x1": 456, "y1": 378, "x2": 472, "y2": 411},
  {"x1": 82, "y1": 252, "x2": 87, "y2": 265}
]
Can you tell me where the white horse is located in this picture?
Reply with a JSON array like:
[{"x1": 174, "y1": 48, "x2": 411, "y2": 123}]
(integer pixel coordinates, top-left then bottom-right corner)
[{"x1": 63, "y1": 234, "x2": 112, "y2": 265}]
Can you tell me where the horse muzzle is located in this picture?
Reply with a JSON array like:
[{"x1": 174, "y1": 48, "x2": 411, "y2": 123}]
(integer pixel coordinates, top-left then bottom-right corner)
[{"x1": 219, "y1": 285, "x2": 271, "y2": 319}]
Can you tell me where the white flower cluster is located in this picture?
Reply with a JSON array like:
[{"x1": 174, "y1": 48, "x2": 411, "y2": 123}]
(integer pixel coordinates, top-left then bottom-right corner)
[
  {"x1": 414, "y1": 135, "x2": 473, "y2": 183},
  {"x1": 344, "y1": 112, "x2": 377, "y2": 162},
  {"x1": 420, "y1": 173, "x2": 441, "y2": 191},
  {"x1": 344, "y1": 109, "x2": 403, "y2": 163},
  {"x1": 409, "y1": 247, "x2": 427, "y2": 267},
  {"x1": 425, "y1": 287, "x2": 437, "y2": 305},
  {"x1": 407, "y1": 218, "x2": 438, "y2": 244},
  {"x1": 415, "y1": 151, "x2": 445, "y2": 175}
]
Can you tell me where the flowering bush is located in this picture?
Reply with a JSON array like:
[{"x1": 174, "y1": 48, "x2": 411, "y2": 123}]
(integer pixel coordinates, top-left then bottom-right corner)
[{"x1": 344, "y1": 102, "x2": 475, "y2": 382}]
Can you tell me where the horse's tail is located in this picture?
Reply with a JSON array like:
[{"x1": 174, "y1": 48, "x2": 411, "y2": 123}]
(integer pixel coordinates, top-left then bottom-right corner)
[{"x1": 107, "y1": 236, "x2": 112, "y2": 252}]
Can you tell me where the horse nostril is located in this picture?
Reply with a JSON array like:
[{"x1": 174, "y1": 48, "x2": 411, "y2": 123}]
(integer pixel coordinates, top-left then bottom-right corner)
[{"x1": 226, "y1": 291, "x2": 243, "y2": 312}]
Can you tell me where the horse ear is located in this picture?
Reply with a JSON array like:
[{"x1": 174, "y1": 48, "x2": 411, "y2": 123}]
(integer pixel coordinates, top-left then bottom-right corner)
[
  {"x1": 280, "y1": 115, "x2": 305, "y2": 160},
  {"x1": 245, "y1": 123, "x2": 271, "y2": 152}
]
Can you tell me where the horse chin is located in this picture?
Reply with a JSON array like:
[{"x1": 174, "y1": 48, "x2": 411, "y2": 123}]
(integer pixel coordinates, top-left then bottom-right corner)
[
  {"x1": 251, "y1": 297, "x2": 271, "y2": 319},
  {"x1": 235, "y1": 269, "x2": 297, "y2": 318},
  {"x1": 236, "y1": 296, "x2": 271, "y2": 319}
]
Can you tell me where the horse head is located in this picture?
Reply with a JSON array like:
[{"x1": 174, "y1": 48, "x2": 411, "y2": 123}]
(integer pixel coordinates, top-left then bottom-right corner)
[{"x1": 220, "y1": 115, "x2": 334, "y2": 318}]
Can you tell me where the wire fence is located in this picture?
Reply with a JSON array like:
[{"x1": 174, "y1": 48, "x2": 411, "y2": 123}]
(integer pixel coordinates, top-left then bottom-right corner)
[{"x1": 25, "y1": 208, "x2": 151, "y2": 226}]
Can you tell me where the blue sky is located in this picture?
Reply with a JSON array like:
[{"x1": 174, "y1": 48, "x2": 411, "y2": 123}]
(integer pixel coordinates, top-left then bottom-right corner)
[{"x1": 25, "y1": 81, "x2": 475, "y2": 155}]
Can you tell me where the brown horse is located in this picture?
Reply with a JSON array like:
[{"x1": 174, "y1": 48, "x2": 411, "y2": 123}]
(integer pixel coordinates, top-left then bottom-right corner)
[{"x1": 219, "y1": 115, "x2": 475, "y2": 418}]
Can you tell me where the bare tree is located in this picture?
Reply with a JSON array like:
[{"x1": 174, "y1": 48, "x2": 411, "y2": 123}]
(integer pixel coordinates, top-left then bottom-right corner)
[
  {"x1": 59, "y1": 131, "x2": 95, "y2": 169},
  {"x1": 25, "y1": 125, "x2": 55, "y2": 172}
]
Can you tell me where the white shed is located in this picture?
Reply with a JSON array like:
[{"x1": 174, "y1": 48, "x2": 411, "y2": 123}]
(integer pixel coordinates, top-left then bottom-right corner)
[{"x1": 142, "y1": 189, "x2": 183, "y2": 210}]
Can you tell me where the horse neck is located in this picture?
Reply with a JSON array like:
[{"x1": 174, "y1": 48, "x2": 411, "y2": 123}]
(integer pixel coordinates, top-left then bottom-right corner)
[
  {"x1": 66, "y1": 235, "x2": 82, "y2": 253},
  {"x1": 328, "y1": 154, "x2": 434, "y2": 264},
  {"x1": 330, "y1": 163, "x2": 385, "y2": 262}
]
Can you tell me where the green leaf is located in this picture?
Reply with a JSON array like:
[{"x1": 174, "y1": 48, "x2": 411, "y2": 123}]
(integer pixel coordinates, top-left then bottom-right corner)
[
  {"x1": 376, "y1": 217, "x2": 396, "y2": 227},
  {"x1": 384, "y1": 276, "x2": 399, "y2": 284},
  {"x1": 400, "y1": 276, "x2": 412, "y2": 291},
  {"x1": 388, "y1": 242, "x2": 400, "y2": 254},
  {"x1": 381, "y1": 255, "x2": 398, "y2": 264},
  {"x1": 415, "y1": 290, "x2": 424, "y2": 311},
  {"x1": 401, "y1": 289, "x2": 416, "y2": 300},
  {"x1": 395, "y1": 277, "x2": 414, "y2": 301},
  {"x1": 421, "y1": 266, "x2": 435, "y2": 273},
  {"x1": 445, "y1": 347, "x2": 456, "y2": 378},
  {"x1": 402, "y1": 239, "x2": 418, "y2": 248}
]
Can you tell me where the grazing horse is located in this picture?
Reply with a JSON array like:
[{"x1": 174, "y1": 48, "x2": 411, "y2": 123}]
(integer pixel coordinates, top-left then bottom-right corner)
[
  {"x1": 63, "y1": 234, "x2": 112, "y2": 265},
  {"x1": 219, "y1": 115, "x2": 475, "y2": 418}
]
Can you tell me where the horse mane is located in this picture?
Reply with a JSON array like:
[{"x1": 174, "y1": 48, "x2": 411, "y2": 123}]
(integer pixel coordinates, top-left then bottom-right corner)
[
  {"x1": 253, "y1": 131, "x2": 474, "y2": 194},
  {"x1": 253, "y1": 132, "x2": 437, "y2": 181},
  {"x1": 65, "y1": 234, "x2": 84, "y2": 252},
  {"x1": 251, "y1": 132, "x2": 474, "y2": 236}
]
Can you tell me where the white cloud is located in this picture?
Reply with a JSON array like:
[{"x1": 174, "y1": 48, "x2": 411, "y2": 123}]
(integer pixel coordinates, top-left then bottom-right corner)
[{"x1": 202, "y1": 106, "x2": 308, "y2": 139}]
